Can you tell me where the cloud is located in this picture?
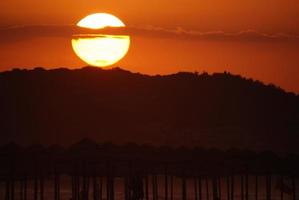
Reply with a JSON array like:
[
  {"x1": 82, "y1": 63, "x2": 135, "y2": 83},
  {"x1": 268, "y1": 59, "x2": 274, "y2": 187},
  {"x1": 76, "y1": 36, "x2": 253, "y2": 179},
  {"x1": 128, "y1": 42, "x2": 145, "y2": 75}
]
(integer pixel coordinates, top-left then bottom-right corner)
[
  {"x1": 1, "y1": 24, "x2": 298, "y2": 44},
  {"x1": 126, "y1": 25, "x2": 299, "y2": 42},
  {"x1": 0, "y1": 25, "x2": 77, "y2": 43}
]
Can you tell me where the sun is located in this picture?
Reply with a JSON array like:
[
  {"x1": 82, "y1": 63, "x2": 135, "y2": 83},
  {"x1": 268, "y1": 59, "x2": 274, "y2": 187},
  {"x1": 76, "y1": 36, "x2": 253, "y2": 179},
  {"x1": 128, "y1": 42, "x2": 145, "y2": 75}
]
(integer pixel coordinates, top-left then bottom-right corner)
[
  {"x1": 77, "y1": 13, "x2": 125, "y2": 29},
  {"x1": 71, "y1": 13, "x2": 130, "y2": 67}
]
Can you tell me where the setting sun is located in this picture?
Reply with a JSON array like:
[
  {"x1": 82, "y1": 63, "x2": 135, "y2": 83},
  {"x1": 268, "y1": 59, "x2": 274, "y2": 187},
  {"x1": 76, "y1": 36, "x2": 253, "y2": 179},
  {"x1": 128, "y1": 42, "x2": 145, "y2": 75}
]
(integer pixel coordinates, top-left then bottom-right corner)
[
  {"x1": 77, "y1": 13, "x2": 125, "y2": 29},
  {"x1": 71, "y1": 13, "x2": 130, "y2": 67},
  {"x1": 1, "y1": 1, "x2": 299, "y2": 199}
]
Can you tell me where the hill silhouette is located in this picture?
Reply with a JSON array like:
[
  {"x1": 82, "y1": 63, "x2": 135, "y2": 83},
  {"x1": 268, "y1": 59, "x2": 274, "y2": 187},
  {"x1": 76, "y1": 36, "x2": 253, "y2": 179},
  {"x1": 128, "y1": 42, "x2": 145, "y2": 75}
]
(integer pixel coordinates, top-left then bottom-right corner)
[{"x1": 0, "y1": 67, "x2": 298, "y2": 152}]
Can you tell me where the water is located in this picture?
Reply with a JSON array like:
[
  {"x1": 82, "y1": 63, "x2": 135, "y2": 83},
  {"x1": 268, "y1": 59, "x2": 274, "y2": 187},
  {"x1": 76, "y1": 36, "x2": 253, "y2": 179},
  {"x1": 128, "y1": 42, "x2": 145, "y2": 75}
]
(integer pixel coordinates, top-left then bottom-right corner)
[{"x1": 0, "y1": 175, "x2": 296, "y2": 200}]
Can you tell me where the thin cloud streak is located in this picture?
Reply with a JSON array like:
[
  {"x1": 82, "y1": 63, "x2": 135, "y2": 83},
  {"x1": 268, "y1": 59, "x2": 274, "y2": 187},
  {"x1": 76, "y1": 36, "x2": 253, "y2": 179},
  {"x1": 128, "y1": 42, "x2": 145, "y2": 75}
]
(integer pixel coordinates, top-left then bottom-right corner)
[{"x1": 1, "y1": 24, "x2": 299, "y2": 43}]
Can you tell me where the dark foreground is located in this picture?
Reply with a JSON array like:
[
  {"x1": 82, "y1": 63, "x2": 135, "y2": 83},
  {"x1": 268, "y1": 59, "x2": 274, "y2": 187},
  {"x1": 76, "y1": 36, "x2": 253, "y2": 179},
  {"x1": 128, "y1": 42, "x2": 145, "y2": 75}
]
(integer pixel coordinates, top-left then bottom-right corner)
[
  {"x1": 0, "y1": 140, "x2": 298, "y2": 200},
  {"x1": 1, "y1": 67, "x2": 298, "y2": 152}
]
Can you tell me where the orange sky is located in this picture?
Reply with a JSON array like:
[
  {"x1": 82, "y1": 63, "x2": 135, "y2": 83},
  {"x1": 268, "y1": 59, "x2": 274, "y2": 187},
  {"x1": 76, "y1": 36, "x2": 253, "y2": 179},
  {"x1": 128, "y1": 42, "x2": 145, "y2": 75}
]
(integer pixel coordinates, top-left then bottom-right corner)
[
  {"x1": 0, "y1": 0, "x2": 299, "y2": 93},
  {"x1": 1, "y1": 0, "x2": 299, "y2": 33}
]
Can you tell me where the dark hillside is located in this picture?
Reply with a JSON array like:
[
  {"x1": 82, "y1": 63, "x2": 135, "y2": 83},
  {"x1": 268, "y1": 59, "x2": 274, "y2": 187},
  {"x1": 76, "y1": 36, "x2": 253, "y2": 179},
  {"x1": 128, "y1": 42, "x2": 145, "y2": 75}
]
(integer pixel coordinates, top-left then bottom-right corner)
[{"x1": 0, "y1": 67, "x2": 298, "y2": 152}]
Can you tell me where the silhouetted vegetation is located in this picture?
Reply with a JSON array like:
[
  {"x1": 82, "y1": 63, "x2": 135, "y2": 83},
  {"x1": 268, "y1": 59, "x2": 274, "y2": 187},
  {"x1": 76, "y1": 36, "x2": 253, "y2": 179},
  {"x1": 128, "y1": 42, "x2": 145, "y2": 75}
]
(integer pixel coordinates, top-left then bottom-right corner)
[{"x1": 0, "y1": 67, "x2": 298, "y2": 153}]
